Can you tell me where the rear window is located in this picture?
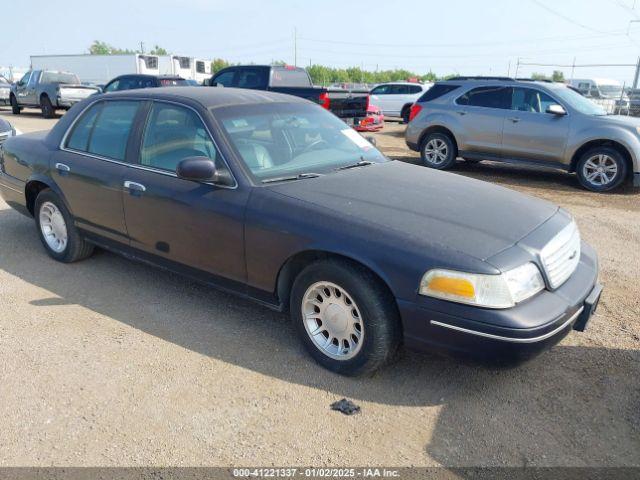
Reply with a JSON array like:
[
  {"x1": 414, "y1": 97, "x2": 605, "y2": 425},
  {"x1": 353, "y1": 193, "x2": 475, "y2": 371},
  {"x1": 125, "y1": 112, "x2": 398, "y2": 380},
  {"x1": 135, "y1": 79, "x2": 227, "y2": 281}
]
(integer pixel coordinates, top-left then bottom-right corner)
[
  {"x1": 41, "y1": 71, "x2": 79, "y2": 85},
  {"x1": 271, "y1": 67, "x2": 312, "y2": 87},
  {"x1": 159, "y1": 78, "x2": 188, "y2": 87},
  {"x1": 418, "y1": 84, "x2": 460, "y2": 102},
  {"x1": 456, "y1": 86, "x2": 512, "y2": 109}
]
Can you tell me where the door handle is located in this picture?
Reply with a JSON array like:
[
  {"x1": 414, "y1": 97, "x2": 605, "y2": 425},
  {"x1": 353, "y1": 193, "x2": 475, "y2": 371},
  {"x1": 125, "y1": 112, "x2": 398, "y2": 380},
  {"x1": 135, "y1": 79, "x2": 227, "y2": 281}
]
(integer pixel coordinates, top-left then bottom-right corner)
[
  {"x1": 124, "y1": 181, "x2": 146, "y2": 194},
  {"x1": 508, "y1": 117, "x2": 520, "y2": 123},
  {"x1": 457, "y1": 111, "x2": 467, "y2": 116},
  {"x1": 55, "y1": 163, "x2": 71, "y2": 173}
]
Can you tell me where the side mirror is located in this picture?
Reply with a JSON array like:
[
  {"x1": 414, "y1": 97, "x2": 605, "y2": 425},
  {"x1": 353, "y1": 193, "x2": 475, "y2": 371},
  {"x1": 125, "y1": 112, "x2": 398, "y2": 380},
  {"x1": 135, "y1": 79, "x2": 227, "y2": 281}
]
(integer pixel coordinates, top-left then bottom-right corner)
[
  {"x1": 176, "y1": 156, "x2": 233, "y2": 185},
  {"x1": 546, "y1": 104, "x2": 567, "y2": 116}
]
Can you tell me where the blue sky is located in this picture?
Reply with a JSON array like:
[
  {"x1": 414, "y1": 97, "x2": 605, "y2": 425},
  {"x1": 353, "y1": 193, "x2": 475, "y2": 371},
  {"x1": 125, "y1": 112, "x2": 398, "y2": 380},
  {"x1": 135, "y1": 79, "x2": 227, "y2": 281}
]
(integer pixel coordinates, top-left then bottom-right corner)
[{"x1": 5, "y1": 0, "x2": 640, "y2": 83}]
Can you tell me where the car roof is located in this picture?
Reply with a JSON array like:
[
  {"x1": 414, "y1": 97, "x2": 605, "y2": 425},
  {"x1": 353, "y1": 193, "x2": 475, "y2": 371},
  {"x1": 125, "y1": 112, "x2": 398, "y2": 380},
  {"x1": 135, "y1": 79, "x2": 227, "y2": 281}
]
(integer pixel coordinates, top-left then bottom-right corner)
[
  {"x1": 102, "y1": 86, "x2": 308, "y2": 108},
  {"x1": 440, "y1": 77, "x2": 567, "y2": 89}
]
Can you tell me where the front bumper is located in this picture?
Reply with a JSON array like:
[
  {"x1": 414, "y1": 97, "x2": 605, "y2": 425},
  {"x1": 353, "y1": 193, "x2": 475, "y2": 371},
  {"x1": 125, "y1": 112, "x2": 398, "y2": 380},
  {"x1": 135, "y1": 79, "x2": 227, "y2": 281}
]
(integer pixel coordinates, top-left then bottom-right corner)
[{"x1": 399, "y1": 243, "x2": 601, "y2": 364}]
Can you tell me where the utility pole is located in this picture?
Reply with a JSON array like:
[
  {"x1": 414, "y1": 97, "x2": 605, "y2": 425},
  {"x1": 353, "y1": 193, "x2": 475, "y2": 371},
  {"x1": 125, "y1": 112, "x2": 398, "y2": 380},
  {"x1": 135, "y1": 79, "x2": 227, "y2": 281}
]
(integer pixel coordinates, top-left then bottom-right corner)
[
  {"x1": 140, "y1": 42, "x2": 145, "y2": 54},
  {"x1": 633, "y1": 56, "x2": 640, "y2": 88},
  {"x1": 514, "y1": 57, "x2": 520, "y2": 78},
  {"x1": 293, "y1": 27, "x2": 297, "y2": 67},
  {"x1": 570, "y1": 56, "x2": 576, "y2": 81},
  {"x1": 507, "y1": 60, "x2": 511, "y2": 77}
]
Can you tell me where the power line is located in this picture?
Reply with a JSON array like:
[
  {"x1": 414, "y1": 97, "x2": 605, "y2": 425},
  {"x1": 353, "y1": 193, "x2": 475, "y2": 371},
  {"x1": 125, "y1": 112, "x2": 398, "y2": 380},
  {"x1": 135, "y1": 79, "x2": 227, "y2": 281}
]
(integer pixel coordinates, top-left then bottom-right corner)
[{"x1": 530, "y1": 0, "x2": 610, "y2": 34}]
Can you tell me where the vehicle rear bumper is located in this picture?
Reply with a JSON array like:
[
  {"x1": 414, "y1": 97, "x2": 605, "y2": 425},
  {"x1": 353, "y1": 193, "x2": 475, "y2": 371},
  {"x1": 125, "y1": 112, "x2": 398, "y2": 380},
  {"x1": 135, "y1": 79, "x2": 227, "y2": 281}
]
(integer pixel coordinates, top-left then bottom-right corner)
[
  {"x1": 398, "y1": 245, "x2": 601, "y2": 365},
  {"x1": 0, "y1": 172, "x2": 30, "y2": 216},
  {"x1": 634, "y1": 172, "x2": 640, "y2": 187}
]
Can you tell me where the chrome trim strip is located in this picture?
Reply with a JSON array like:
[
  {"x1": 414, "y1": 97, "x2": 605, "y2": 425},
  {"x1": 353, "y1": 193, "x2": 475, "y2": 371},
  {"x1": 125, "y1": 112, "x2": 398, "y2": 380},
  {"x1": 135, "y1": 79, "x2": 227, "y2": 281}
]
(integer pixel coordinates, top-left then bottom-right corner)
[
  {"x1": 0, "y1": 179, "x2": 23, "y2": 194},
  {"x1": 430, "y1": 307, "x2": 584, "y2": 344},
  {"x1": 58, "y1": 96, "x2": 238, "y2": 190}
]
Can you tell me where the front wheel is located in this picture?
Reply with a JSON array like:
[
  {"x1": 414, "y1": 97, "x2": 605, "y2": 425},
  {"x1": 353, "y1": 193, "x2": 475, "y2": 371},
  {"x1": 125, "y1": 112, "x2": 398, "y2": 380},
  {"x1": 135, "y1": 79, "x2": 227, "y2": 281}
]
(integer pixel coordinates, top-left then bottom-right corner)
[
  {"x1": 290, "y1": 260, "x2": 401, "y2": 376},
  {"x1": 420, "y1": 132, "x2": 457, "y2": 169},
  {"x1": 576, "y1": 147, "x2": 627, "y2": 192},
  {"x1": 35, "y1": 189, "x2": 94, "y2": 263},
  {"x1": 10, "y1": 95, "x2": 21, "y2": 114}
]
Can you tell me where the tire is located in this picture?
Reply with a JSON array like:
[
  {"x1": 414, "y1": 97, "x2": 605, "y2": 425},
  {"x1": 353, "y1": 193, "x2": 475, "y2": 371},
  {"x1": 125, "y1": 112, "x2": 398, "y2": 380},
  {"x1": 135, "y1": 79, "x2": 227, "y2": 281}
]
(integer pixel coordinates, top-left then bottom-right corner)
[
  {"x1": 290, "y1": 259, "x2": 402, "y2": 376},
  {"x1": 576, "y1": 146, "x2": 628, "y2": 192},
  {"x1": 40, "y1": 95, "x2": 55, "y2": 119},
  {"x1": 10, "y1": 94, "x2": 21, "y2": 114},
  {"x1": 34, "y1": 189, "x2": 94, "y2": 263},
  {"x1": 401, "y1": 106, "x2": 411, "y2": 124},
  {"x1": 420, "y1": 132, "x2": 457, "y2": 169}
]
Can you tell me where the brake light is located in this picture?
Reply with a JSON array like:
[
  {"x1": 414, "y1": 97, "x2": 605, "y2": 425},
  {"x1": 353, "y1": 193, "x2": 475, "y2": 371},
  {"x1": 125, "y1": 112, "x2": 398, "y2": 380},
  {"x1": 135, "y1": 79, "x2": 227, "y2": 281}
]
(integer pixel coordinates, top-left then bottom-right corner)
[
  {"x1": 409, "y1": 104, "x2": 422, "y2": 122},
  {"x1": 319, "y1": 92, "x2": 330, "y2": 109}
]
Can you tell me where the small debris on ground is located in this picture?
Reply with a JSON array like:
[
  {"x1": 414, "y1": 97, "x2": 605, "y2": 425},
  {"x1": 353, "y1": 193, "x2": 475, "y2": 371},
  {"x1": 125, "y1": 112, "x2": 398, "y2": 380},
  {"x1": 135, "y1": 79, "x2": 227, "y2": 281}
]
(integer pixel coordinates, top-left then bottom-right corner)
[{"x1": 330, "y1": 398, "x2": 361, "y2": 415}]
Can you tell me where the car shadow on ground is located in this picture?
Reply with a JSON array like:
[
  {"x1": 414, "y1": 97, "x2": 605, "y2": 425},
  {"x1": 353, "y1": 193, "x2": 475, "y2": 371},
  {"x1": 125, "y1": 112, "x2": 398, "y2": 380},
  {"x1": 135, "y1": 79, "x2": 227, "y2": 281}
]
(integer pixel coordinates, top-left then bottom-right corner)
[{"x1": 0, "y1": 208, "x2": 638, "y2": 465}]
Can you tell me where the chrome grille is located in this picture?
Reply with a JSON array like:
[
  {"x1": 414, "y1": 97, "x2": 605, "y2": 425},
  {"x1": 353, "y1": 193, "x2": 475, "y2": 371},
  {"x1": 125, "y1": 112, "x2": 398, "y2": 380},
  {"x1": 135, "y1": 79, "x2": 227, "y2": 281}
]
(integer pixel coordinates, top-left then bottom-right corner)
[{"x1": 540, "y1": 221, "x2": 581, "y2": 289}]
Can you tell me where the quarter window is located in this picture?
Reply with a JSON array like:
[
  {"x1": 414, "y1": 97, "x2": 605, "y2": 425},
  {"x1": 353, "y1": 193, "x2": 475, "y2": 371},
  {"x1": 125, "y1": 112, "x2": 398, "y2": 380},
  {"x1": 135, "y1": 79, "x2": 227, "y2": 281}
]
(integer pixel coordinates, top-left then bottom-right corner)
[
  {"x1": 140, "y1": 103, "x2": 223, "y2": 173},
  {"x1": 65, "y1": 101, "x2": 140, "y2": 161},
  {"x1": 457, "y1": 86, "x2": 512, "y2": 109},
  {"x1": 213, "y1": 70, "x2": 235, "y2": 87}
]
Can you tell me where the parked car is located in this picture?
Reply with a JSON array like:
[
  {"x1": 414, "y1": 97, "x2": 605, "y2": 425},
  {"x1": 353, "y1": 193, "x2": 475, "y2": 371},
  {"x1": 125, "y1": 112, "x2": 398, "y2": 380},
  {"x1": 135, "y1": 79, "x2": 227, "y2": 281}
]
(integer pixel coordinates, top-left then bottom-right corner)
[
  {"x1": 209, "y1": 65, "x2": 370, "y2": 128},
  {"x1": 0, "y1": 117, "x2": 21, "y2": 145},
  {"x1": 0, "y1": 87, "x2": 602, "y2": 375},
  {"x1": 370, "y1": 82, "x2": 432, "y2": 122},
  {"x1": 354, "y1": 103, "x2": 384, "y2": 132},
  {"x1": 103, "y1": 74, "x2": 188, "y2": 92},
  {"x1": 0, "y1": 75, "x2": 11, "y2": 106},
  {"x1": 406, "y1": 77, "x2": 640, "y2": 192},
  {"x1": 10, "y1": 70, "x2": 100, "y2": 118}
]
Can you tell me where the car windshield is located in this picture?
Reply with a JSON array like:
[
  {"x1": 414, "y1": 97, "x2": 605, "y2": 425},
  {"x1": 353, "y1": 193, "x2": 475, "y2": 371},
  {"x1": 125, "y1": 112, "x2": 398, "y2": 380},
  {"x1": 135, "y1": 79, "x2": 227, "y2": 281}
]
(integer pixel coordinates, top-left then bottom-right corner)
[
  {"x1": 552, "y1": 86, "x2": 607, "y2": 115},
  {"x1": 41, "y1": 71, "x2": 79, "y2": 84},
  {"x1": 215, "y1": 103, "x2": 387, "y2": 182},
  {"x1": 598, "y1": 85, "x2": 623, "y2": 98}
]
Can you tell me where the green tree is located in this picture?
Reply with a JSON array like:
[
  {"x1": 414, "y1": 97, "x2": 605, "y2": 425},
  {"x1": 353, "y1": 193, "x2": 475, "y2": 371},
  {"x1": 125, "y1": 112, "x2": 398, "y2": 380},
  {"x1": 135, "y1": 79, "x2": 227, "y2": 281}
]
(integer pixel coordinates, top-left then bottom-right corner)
[
  {"x1": 211, "y1": 58, "x2": 232, "y2": 73},
  {"x1": 149, "y1": 45, "x2": 168, "y2": 55},
  {"x1": 530, "y1": 72, "x2": 549, "y2": 80},
  {"x1": 551, "y1": 70, "x2": 565, "y2": 82}
]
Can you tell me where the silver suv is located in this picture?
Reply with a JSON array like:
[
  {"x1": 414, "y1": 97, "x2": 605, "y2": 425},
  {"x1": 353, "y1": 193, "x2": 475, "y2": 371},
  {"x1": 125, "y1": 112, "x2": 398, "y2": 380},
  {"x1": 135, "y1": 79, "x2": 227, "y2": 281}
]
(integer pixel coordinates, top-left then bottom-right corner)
[{"x1": 405, "y1": 77, "x2": 640, "y2": 192}]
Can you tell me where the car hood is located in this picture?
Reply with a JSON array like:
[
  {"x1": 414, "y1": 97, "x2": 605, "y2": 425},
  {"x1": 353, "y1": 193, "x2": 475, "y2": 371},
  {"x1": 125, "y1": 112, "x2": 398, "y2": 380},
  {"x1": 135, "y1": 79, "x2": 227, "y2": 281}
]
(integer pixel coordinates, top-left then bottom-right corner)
[{"x1": 267, "y1": 161, "x2": 558, "y2": 261}]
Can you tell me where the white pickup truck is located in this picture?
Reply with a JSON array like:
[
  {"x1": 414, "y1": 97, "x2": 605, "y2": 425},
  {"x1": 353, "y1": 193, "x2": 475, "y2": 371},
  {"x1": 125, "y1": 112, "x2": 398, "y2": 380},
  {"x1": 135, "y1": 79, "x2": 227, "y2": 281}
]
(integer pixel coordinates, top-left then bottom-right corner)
[{"x1": 10, "y1": 70, "x2": 100, "y2": 118}]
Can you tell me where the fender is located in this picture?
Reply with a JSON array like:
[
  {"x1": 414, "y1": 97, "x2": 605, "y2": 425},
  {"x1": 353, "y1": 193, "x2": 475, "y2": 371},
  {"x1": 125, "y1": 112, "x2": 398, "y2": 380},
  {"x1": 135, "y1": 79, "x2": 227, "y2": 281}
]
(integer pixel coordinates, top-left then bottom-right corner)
[
  {"x1": 25, "y1": 173, "x2": 74, "y2": 217},
  {"x1": 566, "y1": 126, "x2": 640, "y2": 172}
]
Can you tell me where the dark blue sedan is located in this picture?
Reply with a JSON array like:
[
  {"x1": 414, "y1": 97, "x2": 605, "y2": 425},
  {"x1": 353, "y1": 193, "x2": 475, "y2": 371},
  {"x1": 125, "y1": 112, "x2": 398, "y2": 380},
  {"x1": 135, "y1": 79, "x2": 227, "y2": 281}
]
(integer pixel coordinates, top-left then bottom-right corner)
[{"x1": 0, "y1": 87, "x2": 601, "y2": 375}]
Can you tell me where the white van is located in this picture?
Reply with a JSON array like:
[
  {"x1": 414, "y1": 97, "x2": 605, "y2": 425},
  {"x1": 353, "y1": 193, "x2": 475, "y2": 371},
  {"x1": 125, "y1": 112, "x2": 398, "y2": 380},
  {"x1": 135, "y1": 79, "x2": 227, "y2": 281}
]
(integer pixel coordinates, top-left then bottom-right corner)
[
  {"x1": 193, "y1": 59, "x2": 212, "y2": 85},
  {"x1": 569, "y1": 78, "x2": 625, "y2": 99}
]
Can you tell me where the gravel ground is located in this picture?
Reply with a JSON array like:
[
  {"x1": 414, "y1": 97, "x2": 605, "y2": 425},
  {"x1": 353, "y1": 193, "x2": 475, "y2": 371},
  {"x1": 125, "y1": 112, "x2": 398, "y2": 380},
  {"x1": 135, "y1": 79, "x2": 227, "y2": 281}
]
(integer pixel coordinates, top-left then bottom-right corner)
[{"x1": 0, "y1": 108, "x2": 638, "y2": 468}]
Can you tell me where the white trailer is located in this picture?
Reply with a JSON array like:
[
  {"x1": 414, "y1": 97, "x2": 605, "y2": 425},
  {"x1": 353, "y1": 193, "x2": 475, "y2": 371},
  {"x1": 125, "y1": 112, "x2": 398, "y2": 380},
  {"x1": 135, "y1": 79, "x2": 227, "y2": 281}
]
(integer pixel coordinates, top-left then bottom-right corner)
[
  {"x1": 193, "y1": 59, "x2": 212, "y2": 84},
  {"x1": 29, "y1": 54, "x2": 160, "y2": 86},
  {"x1": 157, "y1": 55, "x2": 195, "y2": 80}
]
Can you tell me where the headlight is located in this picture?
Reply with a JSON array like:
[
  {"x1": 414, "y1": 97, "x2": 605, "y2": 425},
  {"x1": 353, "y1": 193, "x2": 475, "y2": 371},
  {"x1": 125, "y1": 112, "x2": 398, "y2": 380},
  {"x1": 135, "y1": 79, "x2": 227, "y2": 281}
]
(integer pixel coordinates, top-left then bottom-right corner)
[{"x1": 419, "y1": 263, "x2": 545, "y2": 309}]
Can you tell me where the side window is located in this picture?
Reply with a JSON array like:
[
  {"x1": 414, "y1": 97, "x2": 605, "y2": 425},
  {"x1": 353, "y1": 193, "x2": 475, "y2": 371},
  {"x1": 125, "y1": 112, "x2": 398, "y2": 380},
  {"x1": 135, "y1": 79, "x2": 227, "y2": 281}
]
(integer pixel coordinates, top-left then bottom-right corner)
[
  {"x1": 140, "y1": 103, "x2": 223, "y2": 173},
  {"x1": 103, "y1": 80, "x2": 120, "y2": 92},
  {"x1": 457, "y1": 86, "x2": 511, "y2": 109},
  {"x1": 511, "y1": 88, "x2": 559, "y2": 113},
  {"x1": 236, "y1": 69, "x2": 267, "y2": 88},
  {"x1": 389, "y1": 85, "x2": 409, "y2": 94},
  {"x1": 19, "y1": 71, "x2": 32, "y2": 85},
  {"x1": 66, "y1": 103, "x2": 102, "y2": 151},
  {"x1": 28, "y1": 71, "x2": 40, "y2": 87},
  {"x1": 213, "y1": 70, "x2": 235, "y2": 87},
  {"x1": 371, "y1": 85, "x2": 390, "y2": 95},
  {"x1": 418, "y1": 84, "x2": 460, "y2": 102},
  {"x1": 69, "y1": 101, "x2": 139, "y2": 160},
  {"x1": 408, "y1": 85, "x2": 422, "y2": 94}
]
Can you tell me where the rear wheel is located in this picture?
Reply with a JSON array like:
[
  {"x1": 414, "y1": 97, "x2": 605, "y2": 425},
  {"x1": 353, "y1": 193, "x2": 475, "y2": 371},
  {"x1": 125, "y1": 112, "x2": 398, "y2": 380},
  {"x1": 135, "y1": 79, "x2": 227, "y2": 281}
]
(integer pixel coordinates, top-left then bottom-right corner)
[
  {"x1": 576, "y1": 147, "x2": 627, "y2": 192},
  {"x1": 290, "y1": 260, "x2": 401, "y2": 376},
  {"x1": 420, "y1": 132, "x2": 457, "y2": 169},
  {"x1": 10, "y1": 94, "x2": 21, "y2": 114},
  {"x1": 40, "y1": 95, "x2": 55, "y2": 119},
  {"x1": 35, "y1": 189, "x2": 94, "y2": 263}
]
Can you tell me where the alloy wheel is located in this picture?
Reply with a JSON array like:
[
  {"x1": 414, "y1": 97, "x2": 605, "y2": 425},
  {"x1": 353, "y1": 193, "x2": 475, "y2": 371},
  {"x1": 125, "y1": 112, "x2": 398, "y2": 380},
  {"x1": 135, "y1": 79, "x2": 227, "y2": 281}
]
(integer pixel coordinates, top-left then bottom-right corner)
[
  {"x1": 583, "y1": 154, "x2": 618, "y2": 187},
  {"x1": 302, "y1": 281, "x2": 364, "y2": 360},
  {"x1": 39, "y1": 201, "x2": 68, "y2": 253},
  {"x1": 423, "y1": 138, "x2": 449, "y2": 165}
]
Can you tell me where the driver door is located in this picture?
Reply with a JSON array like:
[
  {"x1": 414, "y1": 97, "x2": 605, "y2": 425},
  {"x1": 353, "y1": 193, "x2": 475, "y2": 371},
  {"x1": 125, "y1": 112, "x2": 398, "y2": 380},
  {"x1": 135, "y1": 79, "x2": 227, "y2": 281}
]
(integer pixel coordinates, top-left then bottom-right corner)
[{"x1": 122, "y1": 100, "x2": 248, "y2": 284}]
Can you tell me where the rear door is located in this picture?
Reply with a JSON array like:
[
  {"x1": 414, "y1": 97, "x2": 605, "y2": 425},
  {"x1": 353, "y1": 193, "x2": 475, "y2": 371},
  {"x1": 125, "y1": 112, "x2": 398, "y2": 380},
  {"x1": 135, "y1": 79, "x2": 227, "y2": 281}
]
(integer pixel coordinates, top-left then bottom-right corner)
[
  {"x1": 454, "y1": 85, "x2": 511, "y2": 156},
  {"x1": 52, "y1": 99, "x2": 142, "y2": 243},
  {"x1": 370, "y1": 84, "x2": 392, "y2": 115},
  {"x1": 121, "y1": 100, "x2": 248, "y2": 283},
  {"x1": 501, "y1": 87, "x2": 570, "y2": 164}
]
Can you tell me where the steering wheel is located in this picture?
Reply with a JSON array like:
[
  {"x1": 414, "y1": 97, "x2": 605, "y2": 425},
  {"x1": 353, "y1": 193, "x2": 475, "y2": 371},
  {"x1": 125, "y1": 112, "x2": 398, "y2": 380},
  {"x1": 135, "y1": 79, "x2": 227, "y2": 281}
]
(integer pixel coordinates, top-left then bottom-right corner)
[{"x1": 302, "y1": 139, "x2": 329, "y2": 153}]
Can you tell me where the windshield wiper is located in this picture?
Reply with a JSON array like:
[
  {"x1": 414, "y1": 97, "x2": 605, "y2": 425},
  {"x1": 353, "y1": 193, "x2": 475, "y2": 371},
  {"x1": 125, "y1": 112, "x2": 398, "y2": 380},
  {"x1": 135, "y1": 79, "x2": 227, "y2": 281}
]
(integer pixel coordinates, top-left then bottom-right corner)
[
  {"x1": 262, "y1": 173, "x2": 322, "y2": 184},
  {"x1": 335, "y1": 159, "x2": 374, "y2": 171}
]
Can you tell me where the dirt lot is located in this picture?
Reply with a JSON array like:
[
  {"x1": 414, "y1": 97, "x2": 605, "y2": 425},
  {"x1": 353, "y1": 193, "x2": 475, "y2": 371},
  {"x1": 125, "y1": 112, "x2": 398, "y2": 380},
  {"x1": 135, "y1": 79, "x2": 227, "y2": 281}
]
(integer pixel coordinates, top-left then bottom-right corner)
[{"x1": 0, "y1": 108, "x2": 638, "y2": 468}]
